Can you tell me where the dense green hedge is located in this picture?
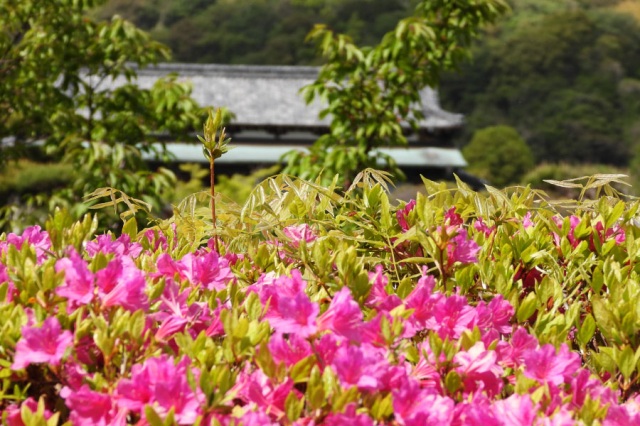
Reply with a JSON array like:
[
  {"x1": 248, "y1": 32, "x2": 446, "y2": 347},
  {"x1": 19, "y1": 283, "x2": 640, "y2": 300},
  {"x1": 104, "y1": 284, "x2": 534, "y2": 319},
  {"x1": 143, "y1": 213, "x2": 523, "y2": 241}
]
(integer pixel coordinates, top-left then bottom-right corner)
[{"x1": 2, "y1": 171, "x2": 640, "y2": 424}]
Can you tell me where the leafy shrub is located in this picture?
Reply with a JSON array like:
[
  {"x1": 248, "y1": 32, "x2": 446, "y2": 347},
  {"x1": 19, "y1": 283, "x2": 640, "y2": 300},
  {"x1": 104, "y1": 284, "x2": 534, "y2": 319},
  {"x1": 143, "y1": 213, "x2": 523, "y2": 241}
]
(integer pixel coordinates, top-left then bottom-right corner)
[
  {"x1": 0, "y1": 160, "x2": 74, "y2": 198},
  {"x1": 0, "y1": 160, "x2": 76, "y2": 233},
  {"x1": 2, "y1": 172, "x2": 640, "y2": 424},
  {"x1": 216, "y1": 165, "x2": 281, "y2": 205},
  {"x1": 463, "y1": 125, "x2": 535, "y2": 187}
]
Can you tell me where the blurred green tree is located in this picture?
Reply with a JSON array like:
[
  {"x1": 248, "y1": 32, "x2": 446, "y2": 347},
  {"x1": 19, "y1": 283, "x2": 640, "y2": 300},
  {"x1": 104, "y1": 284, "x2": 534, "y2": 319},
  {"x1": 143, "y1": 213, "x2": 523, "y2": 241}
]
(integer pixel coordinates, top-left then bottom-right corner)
[
  {"x1": 0, "y1": 0, "x2": 203, "y2": 231},
  {"x1": 463, "y1": 125, "x2": 534, "y2": 187},
  {"x1": 440, "y1": 3, "x2": 640, "y2": 167},
  {"x1": 283, "y1": 0, "x2": 510, "y2": 185}
]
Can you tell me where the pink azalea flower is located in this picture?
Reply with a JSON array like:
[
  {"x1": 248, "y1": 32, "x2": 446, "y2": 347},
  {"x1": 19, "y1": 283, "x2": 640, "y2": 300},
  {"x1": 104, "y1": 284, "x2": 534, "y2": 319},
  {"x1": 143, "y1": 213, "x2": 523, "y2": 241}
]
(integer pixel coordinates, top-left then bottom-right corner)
[
  {"x1": 376, "y1": 364, "x2": 410, "y2": 393},
  {"x1": 474, "y1": 217, "x2": 495, "y2": 237},
  {"x1": 246, "y1": 271, "x2": 286, "y2": 305},
  {"x1": 523, "y1": 343, "x2": 581, "y2": 386},
  {"x1": 592, "y1": 221, "x2": 626, "y2": 249},
  {"x1": 117, "y1": 355, "x2": 203, "y2": 424},
  {"x1": 445, "y1": 207, "x2": 464, "y2": 227},
  {"x1": 152, "y1": 280, "x2": 215, "y2": 341},
  {"x1": 447, "y1": 229, "x2": 481, "y2": 265},
  {"x1": 247, "y1": 269, "x2": 307, "y2": 307},
  {"x1": 232, "y1": 369, "x2": 294, "y2": 419},
  {"x1": 116, "y1": 362, "x2": 154, "y2": 411},
  {"x1": 228, "y1": 251, "x2": 243, "y2": 265},
  {"x1": 454, "y1": 342, "x2": 504, "y2": 397},
  {"x1": 205, "y1": 304, "x2": 227, "y2": 337},
  {"x1": 275, "y1": 269, "x2": 307, "y2": 296},
  {"x1": 268, "y1": 333, "x2": 312, "y2": 367},
  {"x1": 96, "y1": 256, "x2": 148, "y2": 312},
  {"x1": 85, "y1": 234, "x2": 143, "y2": 257},
  {"x1": 522, "y1": 212, "x2": 534, "y2": 229},
  {"x1": 55, "y1": 249, "x2": 95, "y2": 307},
  {"x1": 143, "y1": 228, "x2": 169, "y2": 252},
  {"x1": 179, "y1": 250, "x2": 234, "y2": 291},
  {"x1": 238, "y1": 410, "x2": 279, "y2": 426},
  {"x1": 366, "y1": 265, "x2": 401, "y2": 312},
  {"x1": 605, "y1": 396, "x2": 640, "y2": 426},
  {"x1": 254, "y1": 271, "x2": 318, "y2": 338},
  {"x1": 360, "y1": 312, "x2": 393, "y2": 347},
  {"x1": 0, "y1": 264, "x2": 17, "y2": 303},
  {"x1": 536, "y1": 408, "x2": 577, "y2": 426},
  {"x1": 0, "y1": 262, "x2": 9, "y2": 285},
  {"x1": 331, "y1": 343, "x2": 389, "y2": 391},
  {"x1": 324, "y1": 403, "x2": 374, "y2": 426},
  {"x1": 569, "y1": 368, "x2": 618, "y2": 410},
  {"x1": 155, "y1": 253, "x2": 183, "y2": 279},
  {"x1": 156, "y1": 249, "x2": 234, "y2": 291},
  {"x1": 317, "y1": 287, "x2": 364, "y2": 342},
  {"x1": 411, "y1": 341, "x2": 443, "y2": 390},
  {"x1": 495, "y1": 327, "x2": 537, "y2": 368},
  {"x1": 313, "y1": 333, "x2": 344, "y2": 367},
  {"x1": 4, "y1": 397, "x2": 53, "y2": 426},
  {"x1": 393, "y1": 376, "x2": 454, "y2": 425},
  {"x1": 283, "y1": 224, "x2": 317, "y2": 247},
  {"x1": 476, "y1": 295, "x2": 514, "y2": 343},
  {"x1": 425, "y1": 294, "x2": 477, "y2": 340},
  {"x1": 452, "y1": 395, "x2": 502, "y2": 426},
  {"x1": 492, "y1": 393, "x2": 537, "y2": 426},
  {"x1": 552, "y1": 215, "x2": 581, "y2": 249},
  {"x1": 61, "y1": 358, "x2": 89, "y2": 391},
  {"x1": 396, "y1": 199, "x2": 416, "y2": 232},
  {"x1": 266, "y1": 290, "x2": 319, "y2": 337},
  {"x1": 2, "y1": 225, "x2": 52, "y2": 264},
  {"x1": 12, "y1": 316, "x2": 73, "y2": 369},
  {"x1": 61, "y1": 385, "x2": 127, "y2": 426},
  {"x1": 404, "y1": 271, "x2": 441, "y2": 337}
]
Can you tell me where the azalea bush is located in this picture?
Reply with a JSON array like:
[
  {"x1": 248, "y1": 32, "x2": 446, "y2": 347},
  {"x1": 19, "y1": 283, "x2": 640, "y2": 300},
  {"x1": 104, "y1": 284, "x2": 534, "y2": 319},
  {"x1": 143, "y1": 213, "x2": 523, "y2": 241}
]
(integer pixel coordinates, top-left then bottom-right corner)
[{"x1": 2, "y1": 171, "x2": 640, "y2": 425}]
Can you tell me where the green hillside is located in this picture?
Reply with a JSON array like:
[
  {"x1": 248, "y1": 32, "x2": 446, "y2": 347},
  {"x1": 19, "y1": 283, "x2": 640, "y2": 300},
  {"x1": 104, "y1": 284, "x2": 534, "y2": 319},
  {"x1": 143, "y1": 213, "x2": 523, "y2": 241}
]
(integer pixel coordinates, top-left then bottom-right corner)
[{"x1": 93, "y1": 0, "x2": 411, "y2": 65}]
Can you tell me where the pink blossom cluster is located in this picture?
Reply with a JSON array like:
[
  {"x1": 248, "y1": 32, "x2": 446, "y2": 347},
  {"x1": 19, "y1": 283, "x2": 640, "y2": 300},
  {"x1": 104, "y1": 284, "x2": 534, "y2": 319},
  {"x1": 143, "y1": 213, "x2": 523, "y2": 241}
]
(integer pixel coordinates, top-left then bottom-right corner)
[
  {"x1": 551, "y1": 215, "x2": 626, "y2": 251},
  {"x1": 0, "y1": 225, "x2": 52, "y2": 302},
  {"x1": 0, "y1": 219, "x2": 638, "y2": 425},
  {"x1": 396, "y1": 204, "x2": 481, "y2": 266},
  {"x1": 234, "y1": 268, "x2": 634, "y2": 425}
]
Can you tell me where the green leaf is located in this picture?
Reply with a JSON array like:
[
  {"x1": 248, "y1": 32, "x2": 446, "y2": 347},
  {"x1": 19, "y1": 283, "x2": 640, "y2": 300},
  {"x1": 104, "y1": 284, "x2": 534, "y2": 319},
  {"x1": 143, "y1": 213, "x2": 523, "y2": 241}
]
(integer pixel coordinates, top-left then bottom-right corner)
[
  {"x1": 396, "y1": 276, "x2": 414, "y2": 299},
  {"x1": 578, "y1": 314, "x2": 596, "y2": 347},
  {"x1": 332, "y1": 386, "x2": 360, "y2": 413},
  {"x1": 370, "y1": 393, "x2": 393, "y2": 420},
  {"x1": 444, "y1": 370, "x2": 462, "y2": 394},
  {"x1": 618, "y1": 346, "x2": 636, "y2": 381},
  {"x1": 290, "y1": 355, "x2": 317, "y2": 383},
  {"x1": 255, "y1": 341, "x2": 277, "y2": 378},
  {"x1": 306, "y1": 366, "x2": 326, "y2": 410},
  {"x1": 122, "y1": 217, "x2": 138, "y2": 239},
  {"x1": 591, "y1": 297, "x2": 617, "y2": 341},
  {"x1": 144, "y1": 406, "x2": 164, "y2": 426},
  {"x1": 517, "y1": 292, "x2": 538, "y2": 323},
  {"x1": 285, "y1": 391, "x2": 305, "y2": 422}
]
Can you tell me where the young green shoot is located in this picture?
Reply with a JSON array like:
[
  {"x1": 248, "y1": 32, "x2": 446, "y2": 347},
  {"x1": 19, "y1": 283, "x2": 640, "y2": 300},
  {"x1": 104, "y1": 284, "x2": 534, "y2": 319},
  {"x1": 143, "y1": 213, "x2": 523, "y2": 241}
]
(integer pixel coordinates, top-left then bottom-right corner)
[{"x1": 198, "y1": 108, "x2": 232, "y2": 252}]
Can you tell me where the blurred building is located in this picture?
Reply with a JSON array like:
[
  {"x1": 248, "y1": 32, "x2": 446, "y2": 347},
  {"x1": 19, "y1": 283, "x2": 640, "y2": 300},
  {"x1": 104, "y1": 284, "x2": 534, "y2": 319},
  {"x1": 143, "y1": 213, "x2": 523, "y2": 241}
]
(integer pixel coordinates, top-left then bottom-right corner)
[{"x1": 109, "y1": 63, "x2": 468, "y2": 179}]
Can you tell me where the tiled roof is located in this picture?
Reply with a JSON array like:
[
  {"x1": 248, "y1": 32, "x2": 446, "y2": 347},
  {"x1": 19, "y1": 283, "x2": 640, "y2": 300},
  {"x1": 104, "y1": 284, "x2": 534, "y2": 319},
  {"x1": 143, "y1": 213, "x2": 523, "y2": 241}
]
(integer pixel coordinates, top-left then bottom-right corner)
[{"x1": 111, "y1": 63, "x2": 463, "y2": 130}]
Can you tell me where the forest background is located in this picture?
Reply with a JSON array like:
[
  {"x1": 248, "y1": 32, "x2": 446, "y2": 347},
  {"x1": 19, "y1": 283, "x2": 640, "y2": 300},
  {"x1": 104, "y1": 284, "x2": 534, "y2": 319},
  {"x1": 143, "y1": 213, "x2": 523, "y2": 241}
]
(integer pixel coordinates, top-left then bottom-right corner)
[{"x1": 95, "y1": 0, "x2": 640, "y2": 171}]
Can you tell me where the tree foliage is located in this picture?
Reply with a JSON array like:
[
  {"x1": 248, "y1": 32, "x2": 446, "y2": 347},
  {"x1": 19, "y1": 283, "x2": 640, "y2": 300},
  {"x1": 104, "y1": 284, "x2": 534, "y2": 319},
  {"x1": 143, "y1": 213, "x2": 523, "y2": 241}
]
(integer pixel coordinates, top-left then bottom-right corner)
[
  {"x1": 439, "y1": 0, "x2": 640, "y2": 167},
  {"x1": 282, "y1": 0, "x2": 509, "y2": 185},
  {"x1": 463, "y1": 125, "x2": 534, "y2": 187},
  {"x1": 94, "y1": 0, "x2": 413, "y2": 65},
  {"x1": 0, "y1": 0, "x2": 204, "y2": 231}
]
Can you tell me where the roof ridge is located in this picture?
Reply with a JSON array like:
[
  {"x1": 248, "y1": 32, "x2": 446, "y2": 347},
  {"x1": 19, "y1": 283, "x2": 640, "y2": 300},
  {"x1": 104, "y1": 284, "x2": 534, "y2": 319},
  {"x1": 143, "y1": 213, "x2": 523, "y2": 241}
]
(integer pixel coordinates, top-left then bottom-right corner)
[{"x1": 134, "y1": 62, "x2": 321, "y2": 78}]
